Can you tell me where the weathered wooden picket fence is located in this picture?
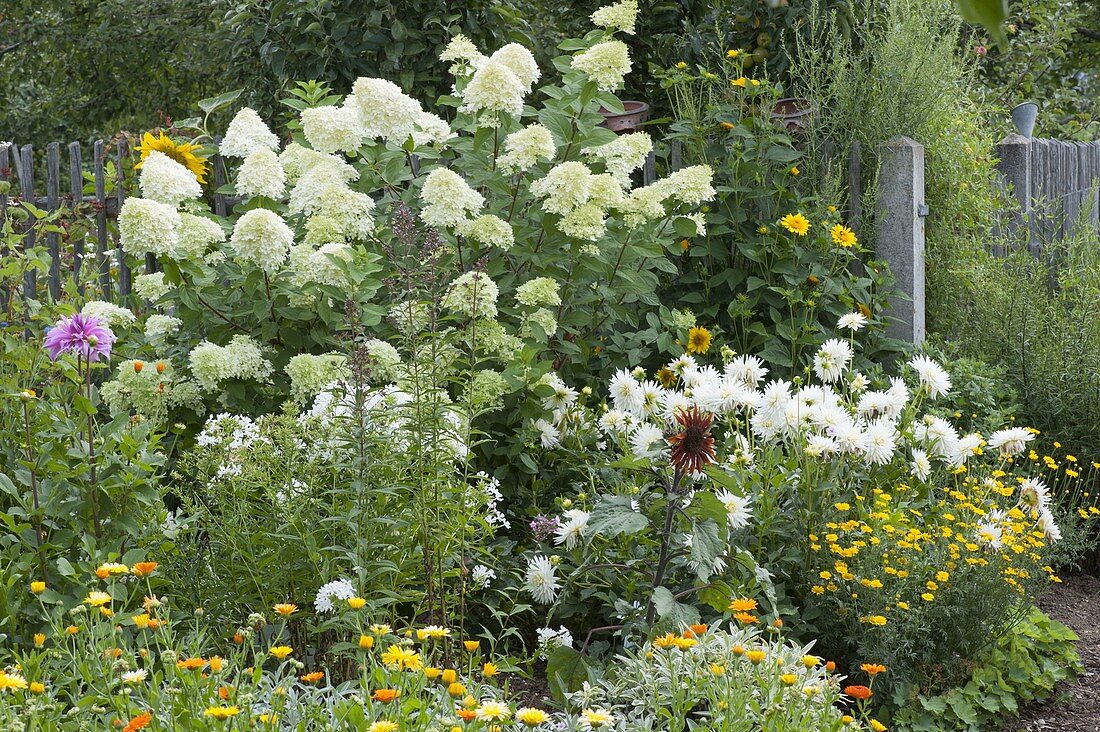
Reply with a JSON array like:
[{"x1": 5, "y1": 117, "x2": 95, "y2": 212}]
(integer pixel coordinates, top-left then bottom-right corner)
[{"x1": 0, "y1": 139, "x2": 232, "y2": 305}]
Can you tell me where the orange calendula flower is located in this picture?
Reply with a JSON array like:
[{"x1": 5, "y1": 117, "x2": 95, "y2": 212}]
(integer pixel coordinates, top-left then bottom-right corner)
[
  {"x1": 299, "y1": 671, "x2": 324, "y2": 684},
  {"x1": 176, "y1": 657, "x2": 206, "y2": 670},
  {"x1": 273, "y1": 603, "x2": 298, "y2": 617},
  {"x1": 457, "y1": 709, "x2": 478, "y2": 722},
  {"x1": 861, "y1": 663, "x2": 887, "y2": 676},
  {"x1": 372, "y1": 688, "x2": 400, "y2": 703},
  {"x1": 122, "y1": 712, "x2": 153, "y2": 732},
  {"x1": 131, "y1": 562, "x2": 158, "y2": 577},
  {"x1": 203, "y1": 705, "x2": 240, "y2": 720},
  {"x1": 845, "y1": 684, "x2": 873, "y2": 700},
  {"x1": 735, "y1": 612, "x2": 759, "y2": 625},
  {"x1": 728, "y1": 598, "x2": 758, "y2": 613}
]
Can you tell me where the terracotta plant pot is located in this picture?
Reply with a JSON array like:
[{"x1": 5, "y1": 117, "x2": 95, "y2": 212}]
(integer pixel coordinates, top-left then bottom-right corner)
[
  {"x1": 771, "y1": 98, "x2": 817, "y2": 134},
  {"x1": 598, "y1": 101, "x2": 650, "y2": 133}
]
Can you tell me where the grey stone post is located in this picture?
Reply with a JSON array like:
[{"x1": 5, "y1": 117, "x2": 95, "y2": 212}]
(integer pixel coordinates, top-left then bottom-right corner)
[
  {"x1": 994, "y1": 134, "x2": 1032, "y2": 253},
  {"x1": 876, "y1": 137, "x2": 926, "y2": 346}
]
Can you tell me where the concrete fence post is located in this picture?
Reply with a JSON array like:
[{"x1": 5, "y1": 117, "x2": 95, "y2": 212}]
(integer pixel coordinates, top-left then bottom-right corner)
[
  {"x1": 876, "y1": 136, "x2": 926, "y2": 347},
  {"x1": 994, "y1": 133, "x2": 1032, "y2": 253}
]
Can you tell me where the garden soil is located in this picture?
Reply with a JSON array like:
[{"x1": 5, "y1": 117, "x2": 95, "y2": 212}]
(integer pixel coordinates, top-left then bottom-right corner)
[{"x1": 1003, "y1": 573, "x2": 1100, "y2": 731}]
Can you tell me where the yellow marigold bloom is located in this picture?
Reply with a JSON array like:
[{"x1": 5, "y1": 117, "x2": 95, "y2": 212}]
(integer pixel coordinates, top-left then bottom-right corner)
[
  {"x1": 780, "y1": 673, "x2": 798, "y2": 686},
  {"x1": 728, "y1": 598, "x2": 758, "y2": 612},
  {"x1": 381, "y1": 645, "x2": 421, "y2": 671},
  {"x1": 830, "y1": 223, "x2": 857, "y2": 247},
  {"x1": 464, "y1": 640, "x2": 481, "y2": 652},
  {"x1": 29, "y1": 681, "x2": 45, "y2": 694},
  {"x1": 269, "y1": 646, "x2": 293, "y2": 661},
  {"x1": 710, "y1": 663, "x2": 726, "y2": 675},
  {"x1": 870, "y1": 720, "x2": 887, "y2": 732},
  {"x1": 672, "y1": 636, "x2": 697, "y2": 649},
  {"x1": 861, "y1": 663, "x2": 887, "y2": 676},
  {"x1": 653, "y1": 633, "x2": 678, "y2": 649},
  {"x1": 136, "y1": 131, "x2": 209, "y2": 184},
  {"x1": 33, "y1": 633, "x2": 45, "y2": 647},
  {"x1": 367, "y1": 723, "x2": 398, "y2": 732},
  {"x1": 516, "y1": 708, "x2": 550, "y2": 726},
  {"x1": 299, "y1": 671, "x2": 324, "y2": 683},
  {"x1": 369, "y1": 624, "x2": 392, "y2": 635},
  {"x1": 65, "y1": 625, "x2": 79, "y2": 635},
  {"x1": 359, "y1": 635, "x2": 374, "y2": 650},
  {"x1": 811, "y1": 585, "x2": 825, "y2": 595},
  {"x1": 921, "y1": 593, "x2": 935, "y2": 602},
  {"x1": 204, "y1": 706, "x2": 240, "y2": 720},
  {"x1": 441, "y1": 668, "x2": 458, "y2": 684},
  {"x1": 423, "y1": 667, "x2": 441, "y2": 680},
  {"x1": 935, "y1": 571, "x2": 949, "y2": 582},
  {"x1": 686, "y1": 326, "x2": 712, "y2": 354},
  {"x1": 273, "y1": 603, "x2": 297, "y2": 617},
  {"x1": 790, "y1": 166, "x2": 800, "y2": 176},
  {"x1": 674, "y1": 61, "x2": 688, "y2": 70},
  {"x1": 726, "y1": 49, "x2": 741, "y2": 58},
  {"x1": 447, "y1": 682, "x2": 467, "y2": 697},
  {"x1": 746, "y1": 650, "x2": 767, "y2": 664},
  {"x1": 177, "y1": 657, "x2": 206, "y2": 670},
  {"x1": 735, "y1": 612, "x2": 758, "y2": 625},
  {"x1": 132, "y1": 562, "x2": 158, "y2": 577},
  {"x1": 580, "y1": 709, "x2": 614, "y2": 728},
  {"x1": 347, "y1": 597, "x2": 366, "y2": 610},
  {"x1": 864, "y1": 615, "x2": 888, "y2": 626},
  {"x1": 897, "y1": 601, "x2": 910, "y2": 610},
  {"x1": 209, "y1": 656, "x2": 224, "y2": 673},
  {"x1": 30, "y1": 581, "x2": 46, "y2": 594},
  {"x1": 482, "y1": 662, "x2": 500, "y2": 677},
  {"x1": 780, "y1": 213, "x2": 810, "y2": 236},
  {"x1": 84, "y1": 591, "x2": 112, "y2": 607},
  {"x1": 802, "y1": 655, "x2": 820, "y2": 668},
  {"x1": 731, "y1": 77, "x2": 748, "y2": 87}
]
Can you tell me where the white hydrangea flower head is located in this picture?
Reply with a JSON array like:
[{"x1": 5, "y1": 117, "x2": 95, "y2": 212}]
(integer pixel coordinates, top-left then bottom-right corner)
[
  {"x1": 616, "y1": 183, "x2": 670, "y2": 228},
  {"x1": 81, "y1": 300, "x2": 135, "y2": 327},
  {"x1": 660, "y1": 165, "x2": 716, "y2": 205},
  {"x1": 515, "y1": 277, "x2": 562, "y2": 308},
  {"x1": 456, "y1": 214, "x2": 514, "y2": 250},
  {"x1": 144, "y1": 313, "x2": 182, "y2": 340},
  {"x1": 301, "y1": 104, "x2": 367, "y2": 155},
  {"x1": 443, "y1": 270, "x2": 498, "y2": 319},
  {"x1": 521, "y1": 308, "x2": 558, "y2": 340},
  {"x1": 118, "y1": 198, "x2": 181, "y2": 257},
  {"x1": 489, "y1": 43, "x2": 540, "y2": 92},
  {"x1": 235, "y1": 148, "x2": 286, "y2": 199},
  {"x1": 133, "y1": 272, "x2": 172, "y2": 302},
  {"x1": 363, "y1": 339, "x2": 402, "y2": 382},
  {"x1": 219, "y1": 108, "x2": 279, "y2": 158},
  {"x1": 285, "y1": 353, "x2": 349, "y2": 402},
  {"x1": 280, "y1": 142, "x2": 357, "y2": 185},
  {"x1": 460, "y1": 59, "x2": 527, "y2": 126},
  {"x1": 559, "y1": 203, "x2": 608, "y2": 241},
  {"x1": 587, "y1": 173, "x2": 627, "y2": 209},
  {"x1": 440, "y1": 33, "x2": 485, "y2": 75},
  {"x1": 419, "y1": 168, "x2": 484, "y2": 229},
  {"x1": 591, "y1": 0, "x2": 639, "y2": 34},
  {"x1": 571, "y1": 40, "x2": 631, "y2": 91},
  {"x1": 498, "y1": 124, "x2": 557, "y2": 174},
  {"x1": 138, "y1": 151, "x2": 202, "y2": 205},
  {"x1": 350, "y1": 77, "x2": 425, "y2": 145},
  {"x1": 189, "y1": 335, "x2": 273, "y2": 390},
  {"x1": 412, "y1": 112, "x2": 453, "y2": 147},
  {"x1": 175, "y1": 213, "x2": 226, "y2": 260},
  {"x1": 287, "y1": 241, "x2": 353, "y2": 295},
  {"x1": 288, "y1": 158, "x2": 360, "y2": 216},
  {"x1": 530, "y1": 161, "x2": 593, "y2": 215},
  {"x1": 584, "y1": 132, "x2": 651, "y2": 187},
  {"x1": 230, "y1": 209, "x2": 294, "y2": 273}
]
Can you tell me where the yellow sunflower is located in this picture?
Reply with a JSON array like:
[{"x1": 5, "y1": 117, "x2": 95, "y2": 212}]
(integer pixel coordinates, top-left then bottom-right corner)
[
  {"x1": 686, "y1": 326, "x2": 712, "y2": 354},
  {"x1": 135, "y1": 131, "x2": 209, "y2": 184}
]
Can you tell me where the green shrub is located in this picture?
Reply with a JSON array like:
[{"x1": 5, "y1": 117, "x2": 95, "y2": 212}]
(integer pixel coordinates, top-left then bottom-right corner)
[{"x1": 891, "y1": 606, "x2": 1083, "y2": 731}]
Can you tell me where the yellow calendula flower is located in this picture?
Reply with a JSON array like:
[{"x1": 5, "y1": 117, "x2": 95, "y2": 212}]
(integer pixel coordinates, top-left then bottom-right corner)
[
  {"x1": 731, "y1": 77, "x2": 748, "y2": 87},
  {"x1": 746, "y1": 650, "x2": 767, "y2": 664},
  {"x1": 580, "y1": 709, "x2": 614, "y2": 728},
  {"x1": 516, "y1": 708, "x2": 550, "y2": 726},
  {"x1": 347, "y1": 597, "x2": 366, "y2": 610},
  {"x1": 272, "y1": 603, "x2": 297, "y2": 617},
  {"x1": 685, "y1": 325, "x2": 712, "y2": 354},
  {"x1": 204, "y1": 706, "x2": 240, "y2": 720},
  {"x1": 482, "y1": 661, "x2": 500, "y2": 678},
  {"x1": 136, "y1": 131, "x2": 209, "y2": 184},
  {"x1": 367, "y1": 722, "x2": 398, "y2": 732},
  {"x1": 864, "y1": 615, "x2": 888, "y2": 626},
  {"x1": 780, "y1": 213, "x2": 810, "y2": 236},
  {"x1": 269, "y1": 646, "x2": 292, "y2": 660},
  {"x1": 30, "y1": 581, "x2": 46, "y2": 594},
  {"x1": 84, "y1": 591, "x2": 112, "y2": 607},
  {"x1": 780, "y1": 673, "x2": 798, "y2": 686},
  {"x1": 380, "y1": 645, "x2": 421, "y2": 671},
  {"x1": 726, "y1": 49, "x2": 741, "y2": 58},
  {"x1": 358, "y1": 635, "x2": 374, "y2": 650}
]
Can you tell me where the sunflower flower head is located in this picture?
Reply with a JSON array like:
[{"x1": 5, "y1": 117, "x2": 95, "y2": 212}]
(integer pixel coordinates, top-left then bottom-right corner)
[{"x1": 136, "y1": 131, "x2": 209, "y2": 185}]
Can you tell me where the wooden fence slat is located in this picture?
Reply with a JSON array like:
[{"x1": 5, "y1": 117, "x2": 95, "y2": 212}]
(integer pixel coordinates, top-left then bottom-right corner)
[
  {"x1": 116, "y1": 139, "x2": 132, "y2": 296},
  {"x1": 19, "y1": 145, "x2": 36, "y2": 300},
  {"x1": 46, "y1": 142, "x2": 62, "y2": 300},
  {"x1": 93, "y1": 140, "x2": 111, "y2": 299},
  {"x1": 68, "y1": 142, "x2": 85, "y2": 295}
]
